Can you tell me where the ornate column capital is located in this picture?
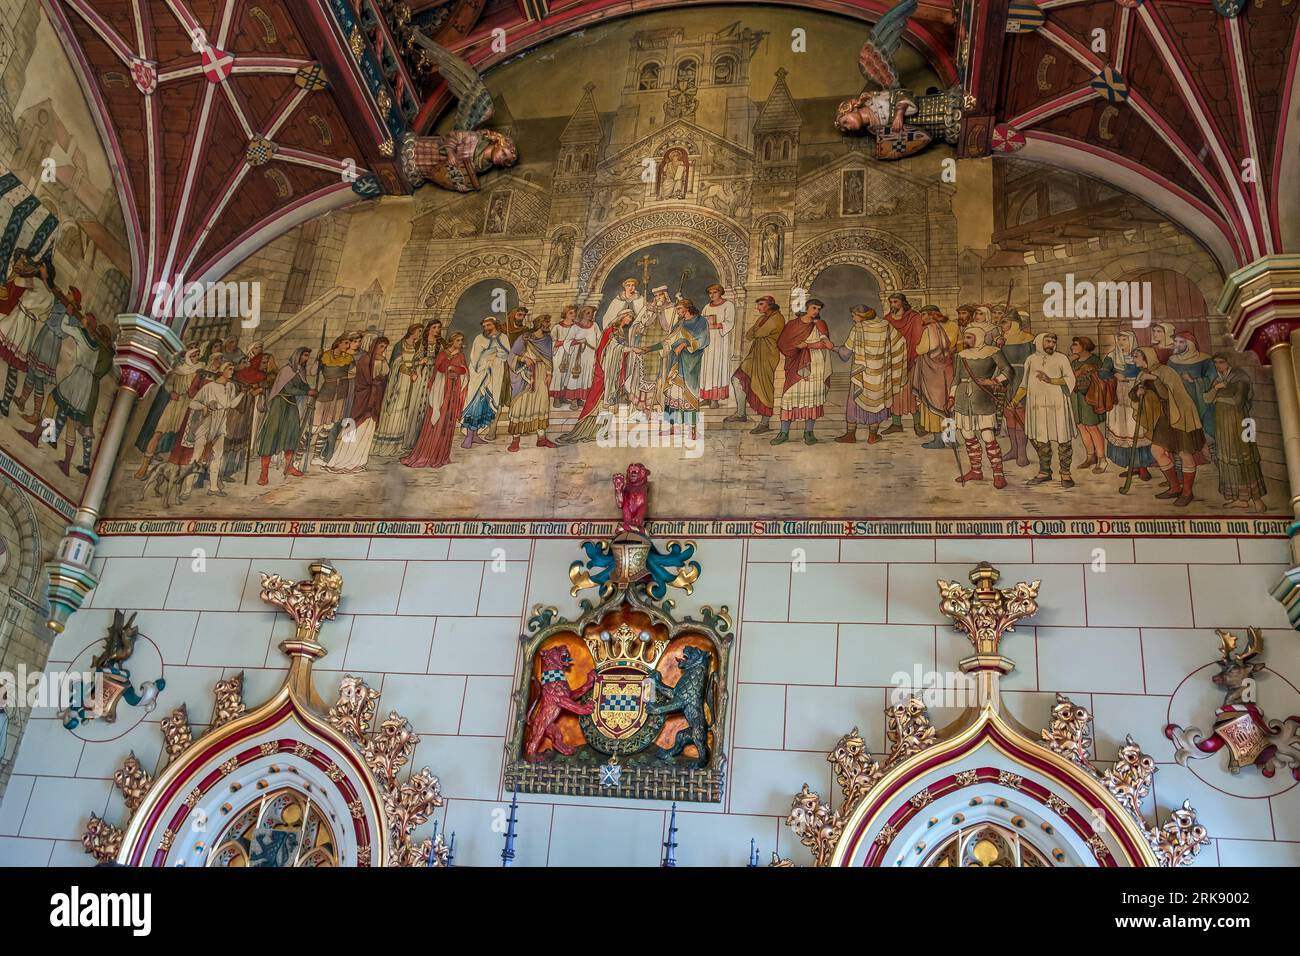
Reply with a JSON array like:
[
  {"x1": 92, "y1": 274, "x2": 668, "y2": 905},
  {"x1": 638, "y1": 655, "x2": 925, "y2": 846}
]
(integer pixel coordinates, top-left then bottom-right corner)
[
  {"x1": 1217, "y1": 254, "x2": 1300, "y2": 365},
  {"x1": 113, "y1": 313, "x2": 184, "y2": 395}
]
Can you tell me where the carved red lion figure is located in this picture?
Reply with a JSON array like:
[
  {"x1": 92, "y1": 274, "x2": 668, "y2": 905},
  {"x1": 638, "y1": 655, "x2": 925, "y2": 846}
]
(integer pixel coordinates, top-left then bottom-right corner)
[
  {"x1": 613, "y1": 462, "x2": 650, "y2": 533},
  {"x1": 524, "y1": 645, "x2": 595, "y2": 762}
]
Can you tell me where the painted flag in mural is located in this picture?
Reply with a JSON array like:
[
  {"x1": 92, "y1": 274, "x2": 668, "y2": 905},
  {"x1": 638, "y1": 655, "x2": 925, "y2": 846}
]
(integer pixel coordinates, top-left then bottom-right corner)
[{"x1": 0, "y1": 173, "x2": 58, "y2": 281}]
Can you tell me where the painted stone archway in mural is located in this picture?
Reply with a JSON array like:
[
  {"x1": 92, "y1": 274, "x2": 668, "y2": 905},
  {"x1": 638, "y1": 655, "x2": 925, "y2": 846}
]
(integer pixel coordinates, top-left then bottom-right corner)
[
  {"x1": 579, "y1": 208, "x2": 749, "y2": 301},
  {"x1": 790, "y1": 228, "x2": 928, "y2": 296},
  {"x1": 421, "y1": 248, "x2": 542, "y2": 314}
]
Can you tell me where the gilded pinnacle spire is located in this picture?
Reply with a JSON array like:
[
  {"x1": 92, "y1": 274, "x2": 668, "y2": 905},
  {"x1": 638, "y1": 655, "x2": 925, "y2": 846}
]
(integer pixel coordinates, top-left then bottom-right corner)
[
  {"x1": 259, "y1": 561, "x2": 344, "y2": 705},
  {"x1": 937, "y1": 562, "x2": 1040, "y2": 701}
]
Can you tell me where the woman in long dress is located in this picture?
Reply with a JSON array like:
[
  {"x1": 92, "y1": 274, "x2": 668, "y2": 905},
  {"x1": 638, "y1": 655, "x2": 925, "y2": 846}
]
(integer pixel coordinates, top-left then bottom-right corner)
[
  {"x1": 402, "y1": 320, "x2": 444, "y2": 450},
  {"x1": 403, "y1": 332, "x2": 468, "y2": 469},
  {"x1": 1099, "y1": 330, "x2": 1153, "y2": 481},
  {"x1": 372, "y1": 323, "x2": 423, "y2": 457},
  {"x1": 322, "y1": 336, "x2": 389, "y2": 474},
  {"x1": 1206, "y1": 353, "x2": 1267, "y2": 511}
]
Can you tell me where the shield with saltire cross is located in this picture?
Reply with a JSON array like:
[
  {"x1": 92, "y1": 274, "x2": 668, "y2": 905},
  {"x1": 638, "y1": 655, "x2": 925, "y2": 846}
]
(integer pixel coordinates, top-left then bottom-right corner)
[{"x1": 201, "y1": 47, "x2": 235, "y2": 84}]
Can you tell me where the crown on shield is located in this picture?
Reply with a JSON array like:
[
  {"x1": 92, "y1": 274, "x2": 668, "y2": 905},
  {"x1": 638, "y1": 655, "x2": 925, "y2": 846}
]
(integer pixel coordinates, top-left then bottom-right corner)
[{"x1": 585, "y1": 623, "x2": 667, "y2": 675}]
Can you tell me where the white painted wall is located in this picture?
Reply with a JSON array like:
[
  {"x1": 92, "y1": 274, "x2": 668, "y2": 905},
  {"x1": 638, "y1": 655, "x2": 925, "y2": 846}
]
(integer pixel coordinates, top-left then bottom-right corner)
[{"x1": 1, "y1": 533, "x2": 1296, "y2": 867}]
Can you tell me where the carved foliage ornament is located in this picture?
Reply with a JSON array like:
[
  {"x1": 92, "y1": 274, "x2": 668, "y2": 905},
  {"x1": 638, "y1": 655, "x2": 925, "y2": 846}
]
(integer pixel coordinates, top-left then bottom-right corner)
[
  {"x1": 937, "y1": 562, "x2": 1040, "y2": 660},
  {"x1": 81, "y1": 563, "x2": 446, "y2": 868},
  {"x1": 782, "y1": 700, "x2": 938, "y2": 866}
]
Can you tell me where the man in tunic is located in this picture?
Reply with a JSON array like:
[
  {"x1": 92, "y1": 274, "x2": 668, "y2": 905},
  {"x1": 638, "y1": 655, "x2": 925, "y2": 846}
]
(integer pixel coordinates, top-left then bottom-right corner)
[
  {"x1": 949, "y1": 323, "x2": 1012, "y2": 488},
  {"x1": 506, "y1": 315, "x2": 557, "y2": 451},
  {"x1": 36, "y1": 318, "x2": 113, "y2": 477},
  {"x1": 1169, "y1": 330, "x2": 1216, "y2": 458},
  {"x1": 998, "y1": 310, "x2": 1035, "y2": 468},
  {"x1": 134, "y1": 345, "x2": 204, "y2": 478},
  {"x1": 0, "y1": 253, "x2": 55, "y2": 419},
  {"x1": 460, "y1": 316, "x2": 510, "y2": 447},
  {"x1": 1205, "y1": 353, "x2": 1266, "y2": 511},
  {"x1": 772, "y1": 299, "x2": 835, "y2": 445},
  {"x1": 254, "y1": 347, "x2": 313, "y2": 485},
  {"x1": 491, "y1": 307, "x2": 530, "y2": 437},
  {"x1": 565, "y1": 307, "x2": 600, "y2": 412},
  {"x1": 550, "y1": 306, "x2": 580, "y2": 407},
  {"x1": 1131, "y1": 347, "x2": 1205, "y2": 507},
  {"x1": 16, "y1": 286, "x2": 77, "y2": 425},
  {"x1": 1069, "y1": 336, "x2": 1109, "y2": 473},
  {"x1": 699, "y1": 283, "x2": 735, "y2": 407},
  {"x1": 601, "y1": 278, "x2": 645, "y2": 334},
  {"x1": 912, "y1": 305, "x2": 957, "y2": 448},
  {"x1": 1016, "y1": 332, "x2": 1077, "y2": 488},
  {"x1": 834, "y1": 305, "x2": 907, "y2": 445},
  {"x1": 726, "y1": 294, "x2": 785, "y2": 433},
  {"x1": 882, "y1": 293, "x2": 925, "y2": 435},
  {"x1": 188, "y1": 361, "x2": 246, "y2": 496}
]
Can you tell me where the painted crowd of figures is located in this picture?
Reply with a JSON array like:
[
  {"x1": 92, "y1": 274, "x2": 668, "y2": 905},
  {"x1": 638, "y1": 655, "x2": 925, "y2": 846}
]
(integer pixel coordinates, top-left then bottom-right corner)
[
  {"x1": 121, "y1": 275, "x2": 1266, "y2": 512},
  {"x1": 0, "y1": 253, "x2": 116, "y2": 477}
]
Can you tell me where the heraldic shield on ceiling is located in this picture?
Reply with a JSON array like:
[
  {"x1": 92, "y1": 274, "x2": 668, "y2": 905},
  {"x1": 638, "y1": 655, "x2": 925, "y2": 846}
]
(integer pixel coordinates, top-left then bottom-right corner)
[{"x1": 505, "y1": 465, "x2": 733, "y2": 802}]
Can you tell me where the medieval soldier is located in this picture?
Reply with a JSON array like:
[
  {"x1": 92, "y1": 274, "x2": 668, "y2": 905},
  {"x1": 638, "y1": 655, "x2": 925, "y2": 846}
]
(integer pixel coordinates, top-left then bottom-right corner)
[
  {"x1": 949, "y1": 323, "x2": 1012, "y2": 488},
  {"x1": 0, "y1": 253, "x2": 55, "y2": 419},
  {"x1": 16, "y1": 286, "x2": 78, "y2": 425}
]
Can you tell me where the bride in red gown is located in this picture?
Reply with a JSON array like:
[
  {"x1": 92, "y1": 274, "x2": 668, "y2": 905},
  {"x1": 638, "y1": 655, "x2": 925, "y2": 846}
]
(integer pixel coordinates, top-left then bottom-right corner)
[{"x1": 402, "y1": 332, "x2": 468, "y2": 469}]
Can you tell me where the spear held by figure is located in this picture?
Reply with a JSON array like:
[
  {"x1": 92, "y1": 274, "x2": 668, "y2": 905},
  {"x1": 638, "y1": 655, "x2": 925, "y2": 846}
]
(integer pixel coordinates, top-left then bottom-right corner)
[{"x1": 293, "y1": 323, "x2": 328, "y2": 474}]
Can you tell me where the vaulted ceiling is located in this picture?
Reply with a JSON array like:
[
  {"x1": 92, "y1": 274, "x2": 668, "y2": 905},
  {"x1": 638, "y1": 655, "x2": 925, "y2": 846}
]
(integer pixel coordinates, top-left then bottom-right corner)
[
  {"x1": 989, "y1": 0, "x2": 1299, "y2": 271},
  {"x1": 42, "y1": 0, "x2": 1300, "y2": 320}
]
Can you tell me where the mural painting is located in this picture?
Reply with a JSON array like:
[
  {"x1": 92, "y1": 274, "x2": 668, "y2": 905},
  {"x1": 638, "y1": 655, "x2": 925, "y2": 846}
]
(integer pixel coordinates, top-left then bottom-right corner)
[
  {"x1": 97, "y1": 7, "x2": 1285, "y2": 522},
  {"x1": 0, "y1": 2, "x2": 130, "y2": 503}
]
